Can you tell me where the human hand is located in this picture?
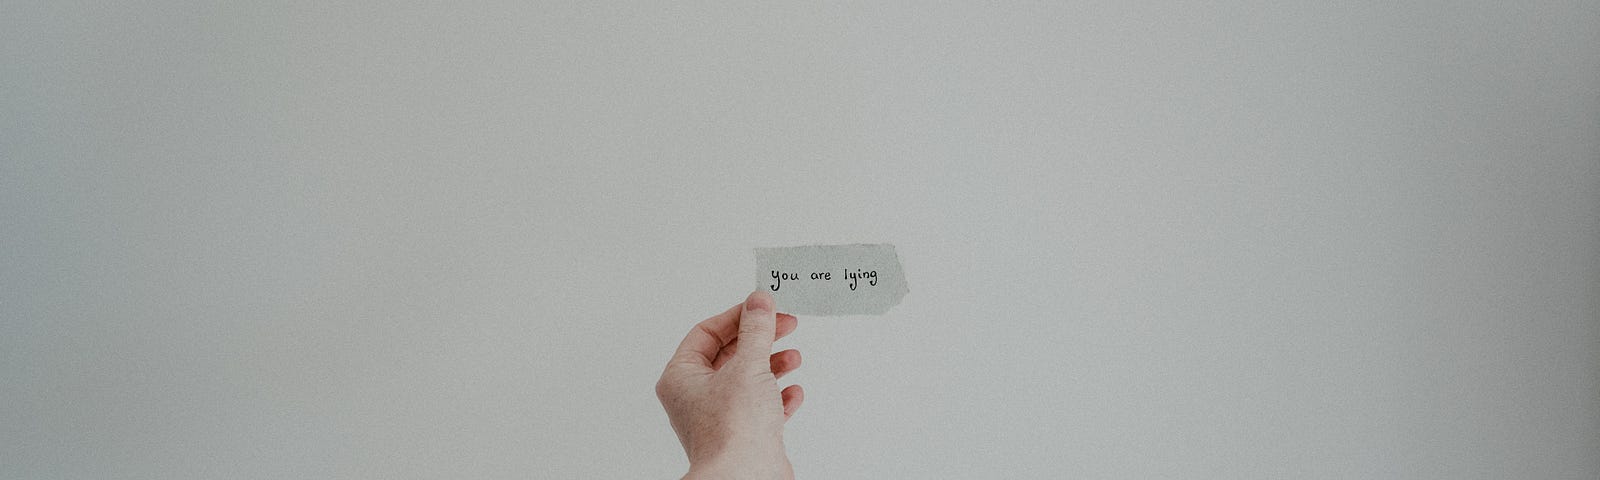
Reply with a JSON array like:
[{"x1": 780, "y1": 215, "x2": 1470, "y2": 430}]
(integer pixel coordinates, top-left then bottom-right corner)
[{"x1": 656, "y1": 290, "x2": 804, "y2": 480}]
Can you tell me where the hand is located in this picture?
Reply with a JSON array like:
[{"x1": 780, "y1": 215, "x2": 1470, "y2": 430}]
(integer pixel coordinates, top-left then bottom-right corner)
[{"x1": 656, "y1": 290, "x2": 805, "y2": 479}]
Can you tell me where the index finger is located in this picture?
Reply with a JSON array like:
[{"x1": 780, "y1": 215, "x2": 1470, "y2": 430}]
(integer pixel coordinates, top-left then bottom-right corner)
[{"x1": 669, "y1": 302, "x2": 744, "y2": 367}]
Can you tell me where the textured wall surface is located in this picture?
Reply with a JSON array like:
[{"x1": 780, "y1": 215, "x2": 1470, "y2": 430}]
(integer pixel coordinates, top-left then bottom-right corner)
[{"x1": 4, "y1": 2, "x2": 1597, "y2": 478}]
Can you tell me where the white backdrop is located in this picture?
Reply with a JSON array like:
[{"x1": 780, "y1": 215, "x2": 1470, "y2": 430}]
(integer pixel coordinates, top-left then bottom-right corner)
[{"x1": 4, "y1": 2, "x2": 1597, "y2": 478}]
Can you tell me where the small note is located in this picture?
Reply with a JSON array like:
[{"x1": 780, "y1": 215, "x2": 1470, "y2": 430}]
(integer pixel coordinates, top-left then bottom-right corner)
[{"x1": 754, "y1": 243, "x2": 909, "y2": 316}]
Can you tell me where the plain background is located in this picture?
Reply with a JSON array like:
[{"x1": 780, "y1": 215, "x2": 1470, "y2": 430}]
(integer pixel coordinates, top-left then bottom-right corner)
[{"x1": 4, "y1": 1, "x2": 1597, "y2": 478}]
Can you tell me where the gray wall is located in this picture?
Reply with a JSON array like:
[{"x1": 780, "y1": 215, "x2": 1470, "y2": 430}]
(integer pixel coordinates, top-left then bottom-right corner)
[{"x1": 4, "y1": 2, "x2": 1596, "y2": 478}]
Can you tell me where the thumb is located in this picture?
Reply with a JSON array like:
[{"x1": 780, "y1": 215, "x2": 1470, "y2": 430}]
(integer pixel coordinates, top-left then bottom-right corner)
[{"x1": 735, "y1": 290, "x2": 778, "y2": 364}]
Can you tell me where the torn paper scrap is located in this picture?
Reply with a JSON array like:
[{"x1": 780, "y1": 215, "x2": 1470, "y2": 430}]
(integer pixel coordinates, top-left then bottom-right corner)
[{"x1": 754, "y1": 243, "x2": 909, "y2": 316}]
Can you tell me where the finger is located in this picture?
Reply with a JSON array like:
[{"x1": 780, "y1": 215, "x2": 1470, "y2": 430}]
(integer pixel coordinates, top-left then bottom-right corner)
[
  {"x1": 713, "y1": 313, "x2": 796, "y2": 371},
  {"x1": 770, "y1": 349, "x2": 801, "y2": 379},
  {"x1": 781, "y1": 384, "x2": 804, "y2": 419},
  {"x1": 775, "y1": 313, "x2": 798, "y2": 342},
  {"x1": 669, "y1": 302, "x2": 744, "y2": 368},
  {"x1": 734, "y1": 290, "x2": 778, "y2": 363},
  {"x1": 712, "y1": 341, "x2": 737, "y2": 370}
]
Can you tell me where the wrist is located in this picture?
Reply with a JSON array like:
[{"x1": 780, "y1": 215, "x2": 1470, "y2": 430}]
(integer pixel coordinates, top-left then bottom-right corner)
[{"x1": 684, "y1": 450, "x2": 793, "y2": 480}]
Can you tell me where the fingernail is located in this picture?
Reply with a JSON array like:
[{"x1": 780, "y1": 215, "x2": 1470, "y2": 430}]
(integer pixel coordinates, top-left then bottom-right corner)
[{"x1": 745, "y1": 290, "x2": 773, "y2": 313}]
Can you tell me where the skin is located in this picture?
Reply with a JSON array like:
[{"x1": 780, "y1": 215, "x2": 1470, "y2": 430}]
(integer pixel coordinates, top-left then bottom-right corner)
[{"x1": 656, "y1": 290, "x2": 804, "y2": 480}]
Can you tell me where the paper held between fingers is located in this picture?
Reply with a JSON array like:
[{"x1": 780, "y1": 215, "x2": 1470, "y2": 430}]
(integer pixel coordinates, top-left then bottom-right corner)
[{"x1": 754, "y1": 243, "x2": 909, "y2": 316}]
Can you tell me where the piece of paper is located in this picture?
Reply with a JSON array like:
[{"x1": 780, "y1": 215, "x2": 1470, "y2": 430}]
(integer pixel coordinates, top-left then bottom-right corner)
[{"x1": 754, "y1": 243, "x2": 909, "y2": 316}]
